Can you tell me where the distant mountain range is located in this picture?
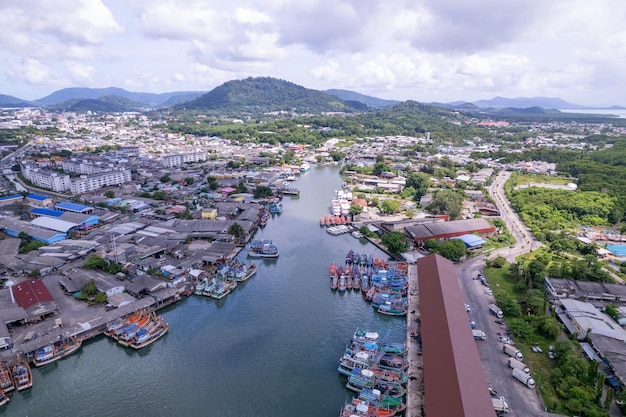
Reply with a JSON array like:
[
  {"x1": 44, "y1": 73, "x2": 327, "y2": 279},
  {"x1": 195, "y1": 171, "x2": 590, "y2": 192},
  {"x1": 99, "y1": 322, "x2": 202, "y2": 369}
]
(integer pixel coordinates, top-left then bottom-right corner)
[
  {"x1": 1, "y1": 79, "x2": 624, "y2": 113},
  {"x1": 326, "y1": 89, "x2": 399, "y2": 109}
]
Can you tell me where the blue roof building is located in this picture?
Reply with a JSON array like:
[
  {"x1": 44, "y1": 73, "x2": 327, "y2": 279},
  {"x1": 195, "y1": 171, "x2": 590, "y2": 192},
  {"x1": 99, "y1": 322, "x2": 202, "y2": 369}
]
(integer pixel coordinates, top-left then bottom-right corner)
[
  {"x1": 453, "y1": 234, "x2": 487, "y2": 249},
  {"x1": 55, "y1": 202, "x2": 95, "y2": 214}
]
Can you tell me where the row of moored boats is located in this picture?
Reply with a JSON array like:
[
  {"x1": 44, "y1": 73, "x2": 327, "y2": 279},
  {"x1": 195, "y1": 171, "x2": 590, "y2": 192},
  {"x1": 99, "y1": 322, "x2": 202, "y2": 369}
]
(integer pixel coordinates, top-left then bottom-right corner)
[
  {"x1": 104, "y1": 310, "x2": 168, "y2": 349},
  {"x1": 0, "y1": 360, "x2": 33, "y2": 408},
  {"x1": 330, "y1": 251, "x2": 409, "y2": 317},
  {"x1": 338, "y1": 328, "x2": 408, "y2": 416},
  {"x1": 194, "y1": 260, "x2": 257, "y2": 300}
]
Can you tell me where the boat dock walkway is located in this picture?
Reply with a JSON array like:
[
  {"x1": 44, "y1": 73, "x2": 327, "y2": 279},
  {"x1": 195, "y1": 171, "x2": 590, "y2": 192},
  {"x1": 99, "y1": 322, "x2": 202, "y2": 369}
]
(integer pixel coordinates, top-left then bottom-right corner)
[
  {"x1": 406, "y1": 263, "x2": 424, "y2": 417},
  {"x1": 1, "y1": 287, "x2": 181, "y2": 363}
]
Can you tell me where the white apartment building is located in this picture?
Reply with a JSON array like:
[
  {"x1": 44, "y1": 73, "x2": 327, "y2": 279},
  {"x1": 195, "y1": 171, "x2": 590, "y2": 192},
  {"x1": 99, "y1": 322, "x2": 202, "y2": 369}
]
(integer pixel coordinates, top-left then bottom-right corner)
[
  {"x1": 22, "y1": 162, "x2": 131, "y2": 194},
  {"x1": 162, "y1": 151, "x2": 207, "y2": 168}
]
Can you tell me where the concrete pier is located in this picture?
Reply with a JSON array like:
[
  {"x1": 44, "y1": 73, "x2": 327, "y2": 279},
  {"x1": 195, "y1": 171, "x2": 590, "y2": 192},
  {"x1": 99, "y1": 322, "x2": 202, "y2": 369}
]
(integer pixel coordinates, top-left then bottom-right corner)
[{"x1": 406, "y1": 263, "x2": 424, "y2": 417}]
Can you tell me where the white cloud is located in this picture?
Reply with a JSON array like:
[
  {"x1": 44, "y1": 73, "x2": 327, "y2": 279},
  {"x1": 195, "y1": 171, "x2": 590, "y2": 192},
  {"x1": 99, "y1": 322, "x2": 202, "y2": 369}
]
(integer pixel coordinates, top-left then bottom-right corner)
[
  {"x1": 66, "y1": 62, "x2": 95, "y2": 84},
  {"x1": 7, "y1": 58, "x2": 62, "y2": 86},
  {"x1": 234, "y1": 8, "x2": 272, "y2": 24}
]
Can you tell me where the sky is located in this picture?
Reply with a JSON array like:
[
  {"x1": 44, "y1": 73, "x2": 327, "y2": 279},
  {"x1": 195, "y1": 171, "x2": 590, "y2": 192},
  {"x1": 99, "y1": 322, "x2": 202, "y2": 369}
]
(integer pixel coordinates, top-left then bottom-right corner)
[{"x1": 1, "y1": 0, "x2": 625, "y2": 106}]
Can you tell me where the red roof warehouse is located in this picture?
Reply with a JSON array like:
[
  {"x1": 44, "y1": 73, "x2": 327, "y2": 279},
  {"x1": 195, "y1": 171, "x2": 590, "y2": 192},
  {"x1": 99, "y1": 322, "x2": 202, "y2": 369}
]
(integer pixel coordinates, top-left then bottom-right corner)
[
  {"x1": 11, "y1": 279, "x2": 57, "y2": 319},
  {"x1": 406, "y1": 218, "x2": 496, "y2": 244},
  {"x1": 418, "y1": 254, "x2": 494, "y2": 416}
]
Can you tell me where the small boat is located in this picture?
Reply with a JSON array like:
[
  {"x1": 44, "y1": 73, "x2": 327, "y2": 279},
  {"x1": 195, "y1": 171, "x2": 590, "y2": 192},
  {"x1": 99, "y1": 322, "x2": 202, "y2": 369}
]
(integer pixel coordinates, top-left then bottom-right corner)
[
  {"x1": 339, "y1": 397, "x2": 395, "y2": 417},
  {"x1": 129, "y1": 314, "x2": 168, "y2": 349},
  {"x1": 330, "y1": 274, "x2": 339, "y2": 290},
  {"x1": 236, "y1": 264, "x2": 257, "y2": 282},
  {"x1": 195, "y1": 277, "x2": 208, "y2": 295},
  {"x1": 0, "y1": 362, "x2": 14, "y2": 393},
  {"x1": 338, "y1": 276, "x2": 347, "y2": 292},
  {"x1": 0, "y1": 388, "x2": 8, "y2": 408},
  {"x1": 210, "y1": 279, "x2": 237, "y2": 299},
  {"x1": 345, "y1": 250, "x2": 355, "y2": 265},
  {"x1": 248, "y1": 239, "x2": 279, "y2": 258},
  {"x1": 377, "y1": 301, "x2": 408, "y2": 317},
  {"x1": 13, "y1": 362, "x2": 32, "y2": 391},
  {"x1": 32, "y1": 336, "x2": 82, "y2": 367}
]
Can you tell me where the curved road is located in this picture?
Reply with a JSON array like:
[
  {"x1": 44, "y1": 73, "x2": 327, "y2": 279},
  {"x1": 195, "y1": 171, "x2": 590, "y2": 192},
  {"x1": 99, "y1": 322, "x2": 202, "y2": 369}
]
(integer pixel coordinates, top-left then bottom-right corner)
[{"x1": 454, "y1": 171, "x2": 564, "y2": 417}]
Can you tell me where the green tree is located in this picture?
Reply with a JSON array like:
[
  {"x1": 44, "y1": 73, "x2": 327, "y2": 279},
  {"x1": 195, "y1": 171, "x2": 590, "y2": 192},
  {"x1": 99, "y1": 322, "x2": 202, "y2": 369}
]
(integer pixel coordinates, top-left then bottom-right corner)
[
  {"x1": 373, "y1": 161, "x2": 390, "y2": 176},
  {"x1": 153, "y1": 191, "x2": 167, "y2": 200},
  {"x1": 160, "y1": 174, "x2": 171, "y2": 183},
  {"x1": 104, "y1": 190, "x2": 115, "y2": 198},
  {"x1": 348, "y1": 204, "x2": 363, "y2": 220},
  {"x1": 381, "y1": 231, "x2": 409, "y2": 255},
  {"x1": 184, "y1": 177, "x2": 194, "y2": 186},
  {"x1": 228, "y1": 222, "x2": 245, "y2": 238},
  {"x1": 254, "y1": 185, "x2": 274, "y2": 198},
  {"x1": 436, "y1": 239, "x2": 467, "y2": 261},
  {"x1": 427, "y1": 189, "x2": 464, "y2": 220},
  {"x1": 94, "y1": 292, "x2": 108, "y2": 304},
  {"x1": 84, "y1": 254, "x2": 108, "y2": 270},
  {"x1": 380, "y1": 199, "x2": 401, "y2": 215}
]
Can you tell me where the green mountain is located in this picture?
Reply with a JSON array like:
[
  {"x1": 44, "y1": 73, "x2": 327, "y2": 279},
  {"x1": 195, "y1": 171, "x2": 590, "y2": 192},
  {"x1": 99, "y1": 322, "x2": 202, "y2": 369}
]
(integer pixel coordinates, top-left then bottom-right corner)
[
  {"x1": 49, "y1": 95, "x2": 153, "y2": 112},
  {"x1": 176, "y1": 77, "x2": 368, "y2": 113},
  {"x1": 35, "y1": 87, "x2": 205, "y2": 107},
  {"x1": 0, "y1": 94, "x2": 36, "y2": 108},
  {"x1": 326, "y1": 89, "x2": 398, "y2": 109}
]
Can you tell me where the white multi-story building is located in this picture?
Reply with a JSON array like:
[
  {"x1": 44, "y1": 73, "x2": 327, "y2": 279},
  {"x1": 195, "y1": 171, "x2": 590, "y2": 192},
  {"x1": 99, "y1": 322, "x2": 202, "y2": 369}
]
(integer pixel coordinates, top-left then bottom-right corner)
[
  {"x1": 162, "y1": 151, "x2": 207, "y2": 168},
  {"x1": 21, "y1": 162, "x2": 131, "y2": 194}
]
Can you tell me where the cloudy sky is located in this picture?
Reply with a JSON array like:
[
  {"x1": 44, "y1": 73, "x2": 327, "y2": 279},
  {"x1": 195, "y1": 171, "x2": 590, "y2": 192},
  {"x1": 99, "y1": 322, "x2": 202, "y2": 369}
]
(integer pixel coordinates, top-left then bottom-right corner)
[{"x1": 1, "y1": 0, "x2": 625, "y2": 106}]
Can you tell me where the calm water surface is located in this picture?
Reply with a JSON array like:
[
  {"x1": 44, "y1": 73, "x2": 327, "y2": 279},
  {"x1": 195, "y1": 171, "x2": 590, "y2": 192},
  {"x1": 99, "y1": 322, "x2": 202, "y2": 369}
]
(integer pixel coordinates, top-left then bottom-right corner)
[{"x1": 6, "y1": 165, "x2": 406, "y2": 417}]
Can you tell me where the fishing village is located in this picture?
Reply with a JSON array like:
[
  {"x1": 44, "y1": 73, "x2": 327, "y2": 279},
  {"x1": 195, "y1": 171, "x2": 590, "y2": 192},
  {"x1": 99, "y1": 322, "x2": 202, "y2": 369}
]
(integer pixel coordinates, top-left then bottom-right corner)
[{"x1": 0, "y1": 152, "x2": 425, "y2": 415}]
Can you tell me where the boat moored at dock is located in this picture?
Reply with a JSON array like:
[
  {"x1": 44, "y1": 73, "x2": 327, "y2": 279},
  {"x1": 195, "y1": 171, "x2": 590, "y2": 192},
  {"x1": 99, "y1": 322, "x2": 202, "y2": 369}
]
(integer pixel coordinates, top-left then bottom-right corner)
[
  {"x1": 248, "y1": 239, "x2": 279, "y2": 258},
  {"x1": 32, "y1": 336, "x2": 82, "y2": 367},
  {"x1": 0, "y1": 362, "x2": 14, "y2": 394},
  {"x1": 13, "y1": 362, "x2": 32, "y2": 391}
]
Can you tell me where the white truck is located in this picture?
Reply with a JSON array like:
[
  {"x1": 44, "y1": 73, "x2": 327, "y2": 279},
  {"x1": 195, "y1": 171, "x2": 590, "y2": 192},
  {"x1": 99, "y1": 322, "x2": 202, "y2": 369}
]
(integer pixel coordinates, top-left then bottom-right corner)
[
  {"x1": 507, "y1": 357, "x2": 530, "y2": 373},
  {"x1": 472, "y1": 329, "x2": 486, "y2": 340},
  {"x1": 502, "y1": 344, "x2": 523, "y2": 361},
  {"x1": 492, "y1": 396, "x2": 509, "y2": 414},
  {"x1": 512, "y1": 368, "x2": 535, "y2": 388},
  {"x1": 489, "y1": 304, "x2": 504, "y2": 318}
]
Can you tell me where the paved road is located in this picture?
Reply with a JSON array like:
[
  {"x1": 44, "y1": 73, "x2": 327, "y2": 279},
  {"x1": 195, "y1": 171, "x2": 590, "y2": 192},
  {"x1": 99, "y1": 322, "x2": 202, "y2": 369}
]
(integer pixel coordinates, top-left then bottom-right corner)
[{"x1": 452, "y1": 171, "x2": 566, "y2": 417}]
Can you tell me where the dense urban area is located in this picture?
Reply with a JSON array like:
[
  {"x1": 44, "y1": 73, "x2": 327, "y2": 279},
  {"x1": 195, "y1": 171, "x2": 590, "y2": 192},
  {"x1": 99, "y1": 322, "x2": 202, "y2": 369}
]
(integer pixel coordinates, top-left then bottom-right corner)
[{"x1": 1, "y1": 79, "x2": 626, "y2": 417}]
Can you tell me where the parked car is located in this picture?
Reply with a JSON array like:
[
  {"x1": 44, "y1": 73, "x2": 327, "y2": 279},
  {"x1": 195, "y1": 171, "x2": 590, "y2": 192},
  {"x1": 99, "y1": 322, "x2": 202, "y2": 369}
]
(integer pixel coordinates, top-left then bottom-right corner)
[
  {"x1": 498, "y1": 336, "x2": 510, "y2": 344},
  {"x1": 495, "y1": 319, "x2": 505, "y2": 325}
]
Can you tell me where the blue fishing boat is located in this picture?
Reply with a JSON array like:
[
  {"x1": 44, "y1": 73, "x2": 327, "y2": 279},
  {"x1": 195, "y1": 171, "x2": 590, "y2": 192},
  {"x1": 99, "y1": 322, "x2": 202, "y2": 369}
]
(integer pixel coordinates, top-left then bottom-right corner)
[{"x1": 248, "y1": 239, "x2": 279, "y2": 258}]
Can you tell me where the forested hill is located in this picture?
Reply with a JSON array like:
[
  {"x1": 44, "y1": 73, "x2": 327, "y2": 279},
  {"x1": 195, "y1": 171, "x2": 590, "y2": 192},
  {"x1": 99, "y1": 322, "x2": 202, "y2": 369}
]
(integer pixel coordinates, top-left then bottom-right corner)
[{"x1": 175, "y1": 77, "x2": 368, "y2": 114}]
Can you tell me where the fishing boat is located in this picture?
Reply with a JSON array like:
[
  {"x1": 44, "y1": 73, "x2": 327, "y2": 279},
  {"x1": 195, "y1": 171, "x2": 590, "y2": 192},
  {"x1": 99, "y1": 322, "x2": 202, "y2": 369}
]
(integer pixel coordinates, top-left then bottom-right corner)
[
  {"x1": 346, "y1": 368, "x2": 375, "y2": 392},
  {"x1": 129, "y1": 313, "x2": 168, "y2": 349},
  {"x1": 269, "y1": 202, "x2": 283, "y2": 214},
  {"x1": 299, "y1": 162, "x2": 311, "y2": 172},
  {"x1": 339, "y1": 397, "x2": 395, "y2": 417},
  {"x1": 377, "y1": 301, "x2": 408, "y2": 317},
  {"x1": 0, "y1": 388, "x2": 8, "y2": 408},
  {"x1": 248, "y1": 239, "x2": 279, "y2": 258},
  {"x1": 353, "y1": 329, "x2": 380, "y2": 345},
  {"x1": 13, "y1": 362, "x2": 32, "y2": 391},
  {"x1": 338, "y1": 275, "x2": 347, "y2": 292},
  {"x1": 0, "y1": 362, "x2": 14, "y2": 393},
  {"x1": 338, "y1": 350, "x2": 372, "y2": 377},
  {"x1": 259, "y1": 207, "x2": 270, "y2": 228},
  {"x1": 236, "y1": 264, "x2": 257, "y2": 282},
  {"x1": 210, "y1": 279, "x2": 237, "y2": 299},
  {"x1": 330, "y1": 274, "x2": 338, "y2": 290},
  {"x1": 32, "y1": 336, "x2": 82, "y2": 367},
  {"x1": 194, "y1": 277, "x2": 208, "y2": 295},
  {"x1": 358, "y1": 388, "x2": 406, "y2": 413}
]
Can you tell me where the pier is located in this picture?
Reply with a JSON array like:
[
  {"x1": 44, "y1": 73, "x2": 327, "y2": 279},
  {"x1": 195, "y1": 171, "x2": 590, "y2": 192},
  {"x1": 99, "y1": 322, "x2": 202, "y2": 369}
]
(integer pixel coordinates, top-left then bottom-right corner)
[{"x1": 406, "y1": 263, "x2": 424, "y2": 417}]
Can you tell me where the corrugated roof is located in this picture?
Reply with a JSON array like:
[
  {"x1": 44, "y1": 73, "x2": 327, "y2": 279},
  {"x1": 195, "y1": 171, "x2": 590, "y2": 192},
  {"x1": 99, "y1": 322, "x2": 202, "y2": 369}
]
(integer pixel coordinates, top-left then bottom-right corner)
[
  {"x1": 31, "y1": 216, "x2": 77, "y2": 233},
  {"x1": 26, "y1": 194, "x2": 48, "y2": 201},
  {"x1": 454, "y1": 234, "x2": 487, "y2": 247},
  {"x1": 55, "y1": 202, "x2": 94, "y2": 212},
  {"x1": 12, "y1": 279, "x2": 54, "y2": 309},
  {"x1": 31, "y1": 207, "x2": 64, "y2": 217},
  {"x1": 418, "y1": 254, "x2": 495, "y2": 416},
  {"x1": 0, "y1": 194, "x2": 22, "y2": 201}
]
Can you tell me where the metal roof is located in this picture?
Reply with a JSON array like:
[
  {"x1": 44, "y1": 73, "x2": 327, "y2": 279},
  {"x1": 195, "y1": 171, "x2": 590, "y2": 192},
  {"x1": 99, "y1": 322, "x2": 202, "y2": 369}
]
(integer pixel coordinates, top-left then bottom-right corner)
[
  {"x1": 55, "y1": 201, "x2": 94, "y2": 212},
  {"x1": 31, "y1": 216, "x2": 78, "y2": 233},
  {"x1": 418, "y1": 254, "x2": 495, "y2": 416}
]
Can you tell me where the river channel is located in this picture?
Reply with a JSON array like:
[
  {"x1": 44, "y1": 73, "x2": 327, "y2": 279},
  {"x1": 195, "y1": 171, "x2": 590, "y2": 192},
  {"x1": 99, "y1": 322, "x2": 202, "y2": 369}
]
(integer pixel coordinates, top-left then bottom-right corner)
[{"x1": 6, "y1": 164, "x2": 406, "y2": 417}]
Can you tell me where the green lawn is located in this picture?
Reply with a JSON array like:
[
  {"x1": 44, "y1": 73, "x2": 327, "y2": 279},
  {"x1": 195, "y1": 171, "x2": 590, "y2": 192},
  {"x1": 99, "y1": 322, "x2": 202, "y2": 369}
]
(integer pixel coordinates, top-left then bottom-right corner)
[{"x1": 514, "y1": 173, "x2": 572, "y2": 186}]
